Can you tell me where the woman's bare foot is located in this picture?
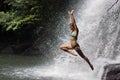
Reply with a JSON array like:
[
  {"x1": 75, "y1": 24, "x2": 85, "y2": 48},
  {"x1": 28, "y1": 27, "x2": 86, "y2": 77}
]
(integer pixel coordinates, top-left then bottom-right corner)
[
  {"x1": 90, "y1": 64, "x2": 94, "y2": 70},
  {"x1": 68, "y1": 50, "x2": 77, "y2": 56}
]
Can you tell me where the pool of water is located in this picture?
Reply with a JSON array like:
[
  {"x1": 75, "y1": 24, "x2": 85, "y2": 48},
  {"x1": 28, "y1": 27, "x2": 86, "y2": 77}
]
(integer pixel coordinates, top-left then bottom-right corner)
[
  {"x1": 0, "y1": 54, "x2": 52, "y2": 80},
  {"x1": 0, "y1": 53, "x2": 97, "y2": 80}
]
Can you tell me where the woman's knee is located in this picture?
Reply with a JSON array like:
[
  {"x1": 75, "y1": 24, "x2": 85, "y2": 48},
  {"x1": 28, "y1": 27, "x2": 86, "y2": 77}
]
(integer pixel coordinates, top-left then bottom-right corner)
[
  {"x1": 59, "y1": 45, "x2": 65, "y2": 49},
  {"x1": 59, "y1": 45, "x2": 63, "y2": 49}
]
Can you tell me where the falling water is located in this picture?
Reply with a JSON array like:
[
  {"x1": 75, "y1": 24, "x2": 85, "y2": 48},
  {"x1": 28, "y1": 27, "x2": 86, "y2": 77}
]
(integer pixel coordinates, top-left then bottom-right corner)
[
  {"x1": 1, "y1": 0, "x2": 120, "y2": 80},
  {"x1": 51, "y1": 0, "x2": 120, "y2": 80}
]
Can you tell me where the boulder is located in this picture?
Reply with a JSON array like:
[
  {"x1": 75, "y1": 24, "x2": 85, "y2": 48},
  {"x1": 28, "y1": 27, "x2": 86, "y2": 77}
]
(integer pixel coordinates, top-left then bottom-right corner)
[{"x1": 102, "y1": 64, "x2": 120, "y2": 80}]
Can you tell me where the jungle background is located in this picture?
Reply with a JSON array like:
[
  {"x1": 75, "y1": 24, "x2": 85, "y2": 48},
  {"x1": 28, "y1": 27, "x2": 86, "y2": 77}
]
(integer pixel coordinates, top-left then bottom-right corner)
[{"x1": 0, "y1": 0, "x2": 79, "y2": 54}]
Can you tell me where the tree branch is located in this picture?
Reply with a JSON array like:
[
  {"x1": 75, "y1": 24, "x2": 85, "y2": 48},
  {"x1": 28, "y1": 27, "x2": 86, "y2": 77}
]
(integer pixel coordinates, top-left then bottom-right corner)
[{"x1": 107, "y1": 0, "x2": 119, "y2": 11}]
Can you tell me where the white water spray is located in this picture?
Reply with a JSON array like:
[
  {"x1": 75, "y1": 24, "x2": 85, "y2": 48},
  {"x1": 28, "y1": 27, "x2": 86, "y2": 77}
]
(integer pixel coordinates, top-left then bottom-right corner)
[
  {"x1": 53, "y1": 0, "x2": 120, "y2": 80},
  {"x1": 2, "y1": 0, "x2": 120, "y2": 80}
]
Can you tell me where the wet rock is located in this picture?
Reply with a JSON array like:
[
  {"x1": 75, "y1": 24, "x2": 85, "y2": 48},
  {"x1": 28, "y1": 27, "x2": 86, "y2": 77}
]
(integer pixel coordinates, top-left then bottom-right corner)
[
  {"x1": 0, "y1": 42, "x2": 32, "y2": 54},
  {"x1": 11, "y1": 42, "x2": 32, "y2": 54},
  {"x1": 22, "y1": 46, "x2": 41, "y2": 55},
  {"x1": 1, "y1": 46, "x2": 14, "y2": 54},
  {"x1": 102, "y1": 64, "x2": 120, "y2": 80}
]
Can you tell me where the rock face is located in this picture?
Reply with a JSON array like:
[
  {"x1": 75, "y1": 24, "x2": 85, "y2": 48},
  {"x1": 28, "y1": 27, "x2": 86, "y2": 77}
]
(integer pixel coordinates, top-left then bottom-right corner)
[
  {"x1": 102, "y1": 64, "x2": 120, "y2": 80},
  {"x1": 0, "y1": 42, "x2": 32, "y2": 54}
]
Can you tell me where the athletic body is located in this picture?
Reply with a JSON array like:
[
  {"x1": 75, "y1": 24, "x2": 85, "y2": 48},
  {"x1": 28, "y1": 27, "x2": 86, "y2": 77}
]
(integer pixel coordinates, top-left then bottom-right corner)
[{"x1": 60, "y1": 10, "x2": 94, "y2": 70}]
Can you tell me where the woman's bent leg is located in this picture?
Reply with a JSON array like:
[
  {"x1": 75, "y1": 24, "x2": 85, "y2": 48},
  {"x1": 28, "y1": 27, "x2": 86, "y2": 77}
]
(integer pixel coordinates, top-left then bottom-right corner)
[{"x1": 60, "y1": 44, "x2": 77, "y2": 56}]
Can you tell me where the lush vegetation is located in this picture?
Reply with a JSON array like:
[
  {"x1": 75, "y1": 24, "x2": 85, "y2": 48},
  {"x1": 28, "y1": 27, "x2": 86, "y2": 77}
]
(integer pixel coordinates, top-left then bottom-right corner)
[{"x1": 0, "y1": 0, "x2": 68, "y2": 43}]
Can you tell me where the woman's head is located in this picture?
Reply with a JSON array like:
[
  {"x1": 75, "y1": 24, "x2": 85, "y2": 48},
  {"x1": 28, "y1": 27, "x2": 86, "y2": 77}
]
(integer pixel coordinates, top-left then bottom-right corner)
[{"x1": 70, "y1": 23, "x2": 75, "y2": 31}]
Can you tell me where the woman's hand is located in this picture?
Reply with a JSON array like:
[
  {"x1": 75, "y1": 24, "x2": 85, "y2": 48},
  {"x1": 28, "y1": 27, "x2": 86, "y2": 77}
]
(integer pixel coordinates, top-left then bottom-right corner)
[{"x1": 68, "y1": 10, "x2": 74, "y2": 15}]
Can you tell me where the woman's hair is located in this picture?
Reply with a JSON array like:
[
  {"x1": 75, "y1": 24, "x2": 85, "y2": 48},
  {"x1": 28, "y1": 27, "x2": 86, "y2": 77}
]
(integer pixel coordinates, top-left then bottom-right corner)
[
  {"x1": 70, "y1": 23, "x2": 74, "y2": 27},
  {"x1": 70, "y1": 23, "x2": 75, "y2": 30}
]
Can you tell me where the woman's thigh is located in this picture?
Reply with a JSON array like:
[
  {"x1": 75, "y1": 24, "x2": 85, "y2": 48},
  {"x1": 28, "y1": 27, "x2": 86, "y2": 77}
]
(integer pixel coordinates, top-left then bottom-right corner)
[
  {"x1": 60, "y1": 44, "x2": 72, "y2": 49},
  {"x1": 75, "y1": 45, "x2": 85, "y2": 58}
]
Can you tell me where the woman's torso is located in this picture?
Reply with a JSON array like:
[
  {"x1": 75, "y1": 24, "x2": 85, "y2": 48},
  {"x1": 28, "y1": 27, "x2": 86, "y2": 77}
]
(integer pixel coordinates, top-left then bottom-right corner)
[{"x1": 70, "y1": 28, "x2": 79, "y2": 47}]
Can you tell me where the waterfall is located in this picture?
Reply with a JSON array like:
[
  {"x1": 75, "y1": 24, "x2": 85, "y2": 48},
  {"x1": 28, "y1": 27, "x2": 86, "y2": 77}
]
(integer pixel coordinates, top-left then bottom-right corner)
[
  {"x1": 50, "y1": 0, "x2": 120, "y2": 80},
  {"x1": 2, "y1": 0, "x2": 120, "y2": 80}
]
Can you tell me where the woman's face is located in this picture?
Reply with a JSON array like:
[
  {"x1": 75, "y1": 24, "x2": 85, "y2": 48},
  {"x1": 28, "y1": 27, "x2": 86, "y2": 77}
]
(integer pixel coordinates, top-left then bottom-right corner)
[
  {"x1": 70, "y1": 25, "x2": 74, "y2": 31},
  {"x1": 70, "y1": 23, "x2": 74, "y2": 31}
]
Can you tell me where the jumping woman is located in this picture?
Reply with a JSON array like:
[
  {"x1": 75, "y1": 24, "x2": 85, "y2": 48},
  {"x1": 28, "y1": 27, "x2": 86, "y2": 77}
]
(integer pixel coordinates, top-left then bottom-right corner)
[{"x1": 60, "y1": 10, "x2": 94, "y2": 70}]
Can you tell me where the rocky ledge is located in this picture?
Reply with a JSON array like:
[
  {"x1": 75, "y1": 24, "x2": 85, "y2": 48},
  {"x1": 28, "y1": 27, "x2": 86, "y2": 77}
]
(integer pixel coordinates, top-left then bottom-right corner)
[{"x1": 102, "y1": 63, "x2": 120, "y2": 80}]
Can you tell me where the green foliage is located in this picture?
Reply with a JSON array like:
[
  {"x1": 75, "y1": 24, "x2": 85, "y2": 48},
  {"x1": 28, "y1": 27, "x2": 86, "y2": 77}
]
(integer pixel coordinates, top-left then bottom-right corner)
[
  {"x1": 6, "y1": 15, "x2": 35, "y2": 31},
  {"x1": 0, "y1": 0, "x2": 67, "y2": 32},
  {"x1": 0, "y1": 0, "x2": 67, "y2": 43},
  {"x1": 0, "y1": 12, "x2": 10, "y2": 25},
  {"x1": 0, "y1": 0, "x2": 40, "y2": 31}
]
